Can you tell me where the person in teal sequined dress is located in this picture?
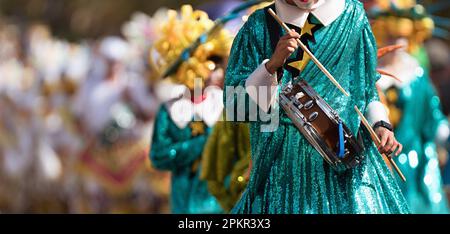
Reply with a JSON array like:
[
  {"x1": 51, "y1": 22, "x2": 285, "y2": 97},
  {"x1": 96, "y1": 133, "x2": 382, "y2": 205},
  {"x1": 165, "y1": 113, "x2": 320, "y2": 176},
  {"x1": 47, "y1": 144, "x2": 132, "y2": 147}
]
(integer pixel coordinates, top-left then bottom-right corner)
[
  {"x1": 224, "y1": 0, "x2": 410, "y2": 214},
  {"x1": 368, "y1": 0, "x2": 450, "y2": 214},
  {"x1": 377, "y1": 45, "x2": 450, "y2": 214}
]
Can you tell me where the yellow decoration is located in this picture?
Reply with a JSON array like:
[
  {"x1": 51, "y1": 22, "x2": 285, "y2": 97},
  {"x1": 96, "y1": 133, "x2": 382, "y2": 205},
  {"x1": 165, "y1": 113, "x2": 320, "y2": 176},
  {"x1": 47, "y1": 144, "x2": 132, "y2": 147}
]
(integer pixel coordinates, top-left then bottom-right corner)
[
  {"x1": 376, "y1": 0, "x2": 415, "y2": 10},
  {"x1": 386, "y1": 88, "x2": 398, "y2": 102},
  {"x1": 190, "y1": 121, "x2": 205, "y2": 137},
  {"x1": 371, "y1": 0, "x2": 434, "y2": 54},
  {"x1": 301, "y1": 20, "x2": 316, "y2": 37},
  {"x1": 191, "y1": 159, "x2": 201, "y2": 173},
  {"x1": 150, "y1": 5, "x2": 232, "y2": 90},
  {"x1": 385, "y1": 88, "x2": 403, "y2": 128},
  {"x1": 287, "y1": 20, "x2": 319, "y2": 72},
  {"x1": 394, "y1": 0, "x2": 416, "y2": 8},
  {"x1": 288, "y1": 55, "x2": 310, "y2": 72}
]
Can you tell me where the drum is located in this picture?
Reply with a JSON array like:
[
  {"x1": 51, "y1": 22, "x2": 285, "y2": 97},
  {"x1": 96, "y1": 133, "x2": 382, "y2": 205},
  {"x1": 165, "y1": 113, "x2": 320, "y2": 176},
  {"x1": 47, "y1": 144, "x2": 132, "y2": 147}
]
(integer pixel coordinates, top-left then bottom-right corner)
[{"x1": 280, "y1": 79, "x2": 364, "y2": 172}]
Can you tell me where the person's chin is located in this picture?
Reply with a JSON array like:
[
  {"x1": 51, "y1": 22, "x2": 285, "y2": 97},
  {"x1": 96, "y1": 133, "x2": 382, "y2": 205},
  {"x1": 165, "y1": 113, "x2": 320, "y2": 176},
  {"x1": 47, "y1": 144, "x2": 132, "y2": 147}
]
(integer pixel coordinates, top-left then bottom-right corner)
[{"x1": 293, "y1": 1, "x2": 316, "y2": 9}]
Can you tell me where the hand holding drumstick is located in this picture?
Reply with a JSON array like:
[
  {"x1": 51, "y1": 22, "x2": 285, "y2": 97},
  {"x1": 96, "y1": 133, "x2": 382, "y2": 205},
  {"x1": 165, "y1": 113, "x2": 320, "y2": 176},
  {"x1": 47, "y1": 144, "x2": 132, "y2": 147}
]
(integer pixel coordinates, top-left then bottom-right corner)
[
  {"x1": 268, "y1": 9, "x2": 350, "y2": 97},
  {"x1": 265, "y1": 31, "x2": 301, "y2": 74},
  {"x1": 355, "y1": 106, "x2": 406, "y2": 182}
]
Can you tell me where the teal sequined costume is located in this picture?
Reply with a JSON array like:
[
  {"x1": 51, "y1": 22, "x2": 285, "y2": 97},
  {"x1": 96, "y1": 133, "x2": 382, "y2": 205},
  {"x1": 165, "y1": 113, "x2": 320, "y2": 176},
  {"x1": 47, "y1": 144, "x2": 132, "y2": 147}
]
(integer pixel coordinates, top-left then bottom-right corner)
[
  {"x1": 150, "y1": 105, "x2": 223, "y2": 214},
  {"x1": 387, "y1": 71, "x2": 449, "y2": 214},
  {"x1": 224, "y1": 1, "x2": 409, "y2": 214}
]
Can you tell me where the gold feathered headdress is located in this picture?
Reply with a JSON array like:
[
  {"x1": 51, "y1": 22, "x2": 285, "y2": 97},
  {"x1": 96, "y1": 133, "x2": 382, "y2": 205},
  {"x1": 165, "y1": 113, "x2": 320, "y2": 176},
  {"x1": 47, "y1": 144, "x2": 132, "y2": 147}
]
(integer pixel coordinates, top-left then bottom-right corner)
[
  {"x1": 149, "y1": 5, "x2": 232, "y2": 90},
  {"x1": 370, "y1": 0, "x2": 434, "y2": 53}
]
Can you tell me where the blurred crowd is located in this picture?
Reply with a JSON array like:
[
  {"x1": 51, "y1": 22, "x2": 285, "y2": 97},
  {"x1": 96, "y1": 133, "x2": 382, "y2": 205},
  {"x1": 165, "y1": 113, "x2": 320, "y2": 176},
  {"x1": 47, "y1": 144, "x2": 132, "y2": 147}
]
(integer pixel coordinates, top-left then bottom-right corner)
[{"x1": 0, "y1": 13, "x2": 171, "y2": 213}]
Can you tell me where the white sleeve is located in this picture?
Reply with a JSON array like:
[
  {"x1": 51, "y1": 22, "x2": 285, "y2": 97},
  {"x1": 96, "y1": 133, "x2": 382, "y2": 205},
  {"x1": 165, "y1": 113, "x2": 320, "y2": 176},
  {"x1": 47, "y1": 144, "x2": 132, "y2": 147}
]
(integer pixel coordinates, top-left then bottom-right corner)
[
  {"x1": 365, "y1": 101, "x2": 391, "y2": 127},
  {"x1": 245, "y1": 59, "x2": 279, "y2": 113}
]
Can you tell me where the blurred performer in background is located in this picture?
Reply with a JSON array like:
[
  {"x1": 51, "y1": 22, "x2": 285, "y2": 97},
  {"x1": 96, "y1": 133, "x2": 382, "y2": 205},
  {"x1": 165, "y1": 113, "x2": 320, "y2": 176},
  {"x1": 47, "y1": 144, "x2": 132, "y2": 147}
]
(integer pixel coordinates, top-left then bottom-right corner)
[
  {"x1": 0, "y1": 22, "x2": 51, "y2": 212},
  {"x1": 369, "y1": 0, "x2": 450, "y2": 213},
  {"x1": 425, "y1": 38, "x2": 450, "y2": 202},
  {"x1": 424, "y1": 32, "x2": 450, "y2": 205},
  {"x1": 73, "y1": 36, "x2": 161, "y2": 213},
  {"x1": 149, "y1": 5, "x2": 232, "y2": 214}
]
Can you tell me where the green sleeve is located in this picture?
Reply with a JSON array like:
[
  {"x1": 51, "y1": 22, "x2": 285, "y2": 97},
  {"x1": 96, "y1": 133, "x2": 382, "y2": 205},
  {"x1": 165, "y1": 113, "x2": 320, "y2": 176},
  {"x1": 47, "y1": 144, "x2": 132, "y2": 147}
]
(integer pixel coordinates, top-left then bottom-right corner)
[
  {"x1": 361, "y1": 18, "x2": 381, "y2": 108},
  {"x1": 224, "y1": 13, "x2": 265, "y2": 122},
  {"x1": 149, "y1": 106, "x2": 207, "y2": 171}
]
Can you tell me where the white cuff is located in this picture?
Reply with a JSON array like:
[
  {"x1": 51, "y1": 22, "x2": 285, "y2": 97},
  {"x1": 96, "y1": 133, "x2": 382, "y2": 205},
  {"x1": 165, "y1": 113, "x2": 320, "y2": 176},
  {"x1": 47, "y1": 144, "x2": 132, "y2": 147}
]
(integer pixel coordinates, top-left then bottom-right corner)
[
  {"x1": 365, "y1": 101, "x2": 390, "y2": 127},
  {"x1": 245, "y1": 59, "x2": 279, "y2": 113}
]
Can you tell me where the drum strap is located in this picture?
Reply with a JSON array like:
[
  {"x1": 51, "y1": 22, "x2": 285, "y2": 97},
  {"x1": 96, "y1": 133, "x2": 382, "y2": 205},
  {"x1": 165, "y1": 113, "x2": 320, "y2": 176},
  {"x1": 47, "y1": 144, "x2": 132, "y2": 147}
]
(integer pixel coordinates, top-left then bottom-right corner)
[{"x1": 337, "y1": 120, "x2": 345, "y2": 158}]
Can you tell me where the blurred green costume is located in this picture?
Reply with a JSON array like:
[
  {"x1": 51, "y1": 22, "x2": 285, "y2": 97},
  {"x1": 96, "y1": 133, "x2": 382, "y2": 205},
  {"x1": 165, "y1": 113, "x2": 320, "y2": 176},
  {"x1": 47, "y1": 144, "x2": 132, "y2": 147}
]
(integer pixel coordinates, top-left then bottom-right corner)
[
  {"x1": 201, "y1": 121, "x2": 251, "y2": 212},
  {"x1": 381, "y1": 60, "x2": 449, "y2": 214},
  {"x1": 150, "y1": 105, "x2": 223, "y2": 214}
]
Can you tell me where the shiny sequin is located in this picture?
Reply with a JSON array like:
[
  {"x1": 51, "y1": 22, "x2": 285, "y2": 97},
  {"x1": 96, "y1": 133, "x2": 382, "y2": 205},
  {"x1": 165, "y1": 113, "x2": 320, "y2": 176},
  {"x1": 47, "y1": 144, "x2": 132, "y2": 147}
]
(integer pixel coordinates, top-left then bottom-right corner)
[{"x1": 224, "y1": 0, "x2": 410, "y2": 214}]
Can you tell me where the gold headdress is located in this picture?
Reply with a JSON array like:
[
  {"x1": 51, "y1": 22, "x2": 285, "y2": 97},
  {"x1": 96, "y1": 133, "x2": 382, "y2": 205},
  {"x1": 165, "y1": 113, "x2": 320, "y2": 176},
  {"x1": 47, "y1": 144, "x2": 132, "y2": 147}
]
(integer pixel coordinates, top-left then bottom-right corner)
[
  {"x1": 149, "y1": 5, "x2": 232, "y2": 90},
  {"x1": 370, "y1": 0, "x2": 435, "y2": 53}
]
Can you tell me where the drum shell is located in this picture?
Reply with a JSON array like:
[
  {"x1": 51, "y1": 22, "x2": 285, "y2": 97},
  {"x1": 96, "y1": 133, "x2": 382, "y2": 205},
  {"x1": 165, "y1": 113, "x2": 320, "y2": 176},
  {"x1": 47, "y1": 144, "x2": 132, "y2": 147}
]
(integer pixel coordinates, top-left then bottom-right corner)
[{"x1": 280, "y1": 80, "x2": 364, "y2": 172}]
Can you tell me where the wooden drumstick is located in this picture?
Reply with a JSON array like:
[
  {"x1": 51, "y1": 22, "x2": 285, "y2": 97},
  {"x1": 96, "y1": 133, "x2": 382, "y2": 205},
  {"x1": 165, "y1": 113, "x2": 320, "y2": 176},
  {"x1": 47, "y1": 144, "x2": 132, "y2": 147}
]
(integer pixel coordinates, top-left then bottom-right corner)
[
  {"x1": 354, "y1": 106, "x2": 406, "y2": 182},
  {"x1": 268, "y1": 8, "x2": 350, "y2": 97}
]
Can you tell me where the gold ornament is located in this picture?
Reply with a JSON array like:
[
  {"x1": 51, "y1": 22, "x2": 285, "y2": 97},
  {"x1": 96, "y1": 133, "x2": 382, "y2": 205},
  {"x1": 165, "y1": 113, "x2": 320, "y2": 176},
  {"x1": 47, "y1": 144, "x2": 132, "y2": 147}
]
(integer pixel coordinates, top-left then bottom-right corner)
[
  {"x1": 385, "y1": 88, "x2": 403, "y2": 128},
  {"x1": 190, "y1": 121, "x2": 206, "y2": 137},
  {"x1": 372, "y1": 1, "x2": 434, "y2": 53},
  {"x1": 375, "y1": 0, "x2": 415, "y2": 10},
  {"x1": 149, "y1": 5, "x2": 232, "y2": 90}
]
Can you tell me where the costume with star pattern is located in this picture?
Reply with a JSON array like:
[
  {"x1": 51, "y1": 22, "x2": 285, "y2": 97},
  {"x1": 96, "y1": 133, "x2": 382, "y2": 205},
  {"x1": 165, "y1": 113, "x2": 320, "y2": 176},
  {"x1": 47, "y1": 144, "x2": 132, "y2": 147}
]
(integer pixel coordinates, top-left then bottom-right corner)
[
  {"x1": 224, "y1": 0, "x2": 410, "y2": 214},
  {"x1": 285, "y1": 16, "x2": 322, "y2": 76}
]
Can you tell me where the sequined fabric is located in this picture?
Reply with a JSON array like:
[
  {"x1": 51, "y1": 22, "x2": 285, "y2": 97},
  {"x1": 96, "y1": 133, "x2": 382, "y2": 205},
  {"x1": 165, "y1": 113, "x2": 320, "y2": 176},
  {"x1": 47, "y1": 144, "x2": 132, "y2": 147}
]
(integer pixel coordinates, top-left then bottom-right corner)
[
  {"x1": 224, "y1": 0, "x2": 410, "y2": 214},
  {"x1": 150, "y1": 105, "x2": 223, "y2": 214},
  {"x1": 390, "y1": 72, "x2": 449, "y2": 214}
]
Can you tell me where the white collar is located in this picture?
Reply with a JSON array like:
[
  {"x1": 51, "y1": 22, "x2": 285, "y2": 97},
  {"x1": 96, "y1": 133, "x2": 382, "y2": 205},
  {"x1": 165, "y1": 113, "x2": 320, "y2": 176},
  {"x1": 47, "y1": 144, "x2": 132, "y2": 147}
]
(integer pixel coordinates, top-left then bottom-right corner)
[
  {"x1": 275, "y1": 0, "x2": 346, "y2": 28},
  {"x1": 166, "y1": 86, "x2": 224, "y2": 129}
]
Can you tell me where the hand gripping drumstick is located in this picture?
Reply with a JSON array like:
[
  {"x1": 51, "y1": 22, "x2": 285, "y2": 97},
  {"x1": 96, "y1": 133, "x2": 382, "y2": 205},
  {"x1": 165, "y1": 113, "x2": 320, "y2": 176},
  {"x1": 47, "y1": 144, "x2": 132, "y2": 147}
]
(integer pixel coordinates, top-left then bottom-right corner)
[
  {"x1": 354, "y1": 106, "x2": 406, "y2": 182},
  {"x1": 268, "y1": 9, "x2": 350, "y2": 97}
]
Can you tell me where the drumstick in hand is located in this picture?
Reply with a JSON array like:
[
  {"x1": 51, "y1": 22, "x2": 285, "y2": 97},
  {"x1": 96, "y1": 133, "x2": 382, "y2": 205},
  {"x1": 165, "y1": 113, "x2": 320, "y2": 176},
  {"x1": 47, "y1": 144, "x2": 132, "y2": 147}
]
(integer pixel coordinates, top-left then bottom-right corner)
[
  {"x1": 268, "y1": 8, "x2": 350, "y2": 97},
  {"x1": 354, "y1": 106, "x2": 406, "y2": 182}
]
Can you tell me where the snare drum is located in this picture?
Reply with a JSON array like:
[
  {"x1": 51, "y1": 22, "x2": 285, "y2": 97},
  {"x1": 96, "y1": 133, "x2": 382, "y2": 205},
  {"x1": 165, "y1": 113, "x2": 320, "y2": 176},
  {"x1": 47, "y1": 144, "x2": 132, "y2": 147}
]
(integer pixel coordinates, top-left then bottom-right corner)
[{"x1": 280, "y1": 80, "x2": 364, "y2": 172}]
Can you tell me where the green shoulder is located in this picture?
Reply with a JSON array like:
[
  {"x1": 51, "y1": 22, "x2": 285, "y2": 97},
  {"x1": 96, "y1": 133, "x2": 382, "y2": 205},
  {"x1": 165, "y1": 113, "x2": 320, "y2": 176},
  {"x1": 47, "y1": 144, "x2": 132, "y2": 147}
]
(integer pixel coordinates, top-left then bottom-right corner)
[{"x1": 238, "y1": 7, "x2": 267, "y2": 37}]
